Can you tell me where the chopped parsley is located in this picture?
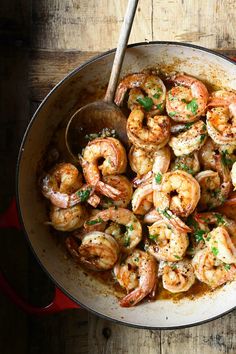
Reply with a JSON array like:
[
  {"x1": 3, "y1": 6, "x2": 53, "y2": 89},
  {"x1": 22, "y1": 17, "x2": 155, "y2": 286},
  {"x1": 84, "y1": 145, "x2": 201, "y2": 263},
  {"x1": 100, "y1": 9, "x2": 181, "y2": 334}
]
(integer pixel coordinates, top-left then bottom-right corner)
[
  {"x1": 174, "y1": 255, "x2": 181, "y2": 259},
  {"x1": 124, "y1": 235, "x2": 131, "y2": 247},
  {"x1": 168, "y1": 111, "x2": 177, "y2": 118},
  {"x1": 174, "y1": 163, "x2": 194, "y2": 175},
  {"x1": 156, "y1": 103, "x2": 163, "y2": 110},
  {"x1": 77, "y1": 188, "x2": 91, "y2": 202},
  {"x1": 127, "y1": 224, "x2": 134, "y2": 231},
  {"x1": 86, "y1": 217, "x2": 104, "y2": 225},
  {"x1": 186, "y1": 98, "x2": 198, "y2": 115},
  {"x1": 136, "y1": 96, "x2": 154, "y2": 111},
  {"x1": 157, "y1": 208, "x2": 172, "y2": 219},
  {"x1": 184, "y1": 122, "x2": 194, "y2": 130},
  {"x1": 148, "y1": 234, "x2": 159, "y2": 241},
  {"x1": 153, "y1": 93, "x2": 161, "y2": 99},
  {"x1": 85, "y1": 128, "x2": 117, "y2": 141},
  {"x1": 134, "y1": 257, "x2": 139, "y2": 263},
  {"x1": 194, "y1": 229, "x2": 205, "y2": 242},
  {"x1": 224, "y1": 264, "x2": 231, "y2": 271},
  {"x1": 211, "y1": 247, "x2": 219, "y2": 256},
  {"x1": 155, "y1": 172, "x2": 162, "y2": 184},
  {"x1": 221, "y1": 150, "x2": 233, "y2": 167},
  {"x1": 199, "y1": 134, "x2": 206, "y2": 143},
  {"x1": 215, "y1": 213, "x2": 226, "y2": 226}
]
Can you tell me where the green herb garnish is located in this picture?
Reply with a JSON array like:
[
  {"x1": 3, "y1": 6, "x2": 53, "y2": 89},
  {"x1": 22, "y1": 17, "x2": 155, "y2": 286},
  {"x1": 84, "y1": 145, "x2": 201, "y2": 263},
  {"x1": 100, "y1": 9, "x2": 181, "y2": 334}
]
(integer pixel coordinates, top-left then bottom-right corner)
[
  {"x1": 221, "y1": 150, "x2": 233, "y2": 167},
  {"x1": 127, "y1": 224, "x2": 134, "y2": 231},
  {"x1": 148, "y1": 234, "x2": 159, "y2": 241},
  {"x1": 136, "y1": 97, "x2": 154, "y2": 111},
  {"x1": 174, "y1": 163, "x2": 194, "y2": 175},
  {"x1": 194, "y1": 229, "x2": 205, "y2": 242},
  {"x1": 184, "y1": 122, "x2": 194, "y2": 130},
  {"x1": 215, "y1": 213, "x2": 226, "y2": 226},
  {"x1": 156, "y1": 103, "x2": 163, "y2": 110},
  {"x1": 186, "y1": 98, "x2": 198, "y2": 115},
  {"x1": 224, "y1": 264, "x2": 231, "y2": 271},
  {"x1": 86, "y1": 217, "x2": 103, "y2": 225},
  {"x1": 211, "y1": 247, "x2": 219, "y2": 256},
  {"x1": 153, "y1": 93, "x2": 161, "y2": 99},
  {"x1": 157, "y1": 208, "x2": 172, "y2": 219},
  {"x1": 155, "y1": 172, "x2": 162, "y2": 184},
  {"x1": 174, "y1": 255, "x2": 181, "y2": 259},
  {"x1": 200, "y1": 134, "x2": 206, "y2": 143},
  {"x1": 168, "y1": 111, "x2": 177, "y2": 117},
  {"x1": 124, "y1": 235, "x2": 131, "y2": 247},
  {"x1": 77, "y1": 188, "x2": 91, "y2": 202}
]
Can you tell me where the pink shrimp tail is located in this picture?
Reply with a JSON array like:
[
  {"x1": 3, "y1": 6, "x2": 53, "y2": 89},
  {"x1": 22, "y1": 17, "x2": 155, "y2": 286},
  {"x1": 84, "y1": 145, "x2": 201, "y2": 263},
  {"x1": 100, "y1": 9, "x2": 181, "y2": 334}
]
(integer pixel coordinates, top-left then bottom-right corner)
[{"x1": 119, "y1": 288, "x2": 145, "y2": 307}]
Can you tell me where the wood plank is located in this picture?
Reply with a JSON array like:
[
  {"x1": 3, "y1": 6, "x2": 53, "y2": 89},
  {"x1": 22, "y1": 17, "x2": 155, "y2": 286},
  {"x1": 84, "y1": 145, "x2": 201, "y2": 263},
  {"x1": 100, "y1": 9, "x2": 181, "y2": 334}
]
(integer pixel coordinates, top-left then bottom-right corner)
[
  {"x1": 30, "y1": 0, "x2": 236, "y2": 51},
  {"x1": 29, "y1": 48, "x2": 236, "y2": 102},
  {"x1": 88, "y1": 313, "x2": 160, "y2": 354},
  {"x1": 161, "y1": 311, "x2": 236, "y2": 354},
  {"x1": 31, "y1": 0, "x2": 152, "y2": 51},
  {"x1": 152, "y1": 0, "x2": 236, "y2": 49}
]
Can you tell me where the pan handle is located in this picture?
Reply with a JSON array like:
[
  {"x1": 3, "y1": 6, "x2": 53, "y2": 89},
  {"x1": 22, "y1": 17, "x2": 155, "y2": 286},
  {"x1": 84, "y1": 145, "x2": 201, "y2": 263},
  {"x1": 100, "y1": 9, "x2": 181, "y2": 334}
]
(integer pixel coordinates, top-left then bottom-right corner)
[{"x1": 0, "y1": 199, "x2": 80, "y2": 315}]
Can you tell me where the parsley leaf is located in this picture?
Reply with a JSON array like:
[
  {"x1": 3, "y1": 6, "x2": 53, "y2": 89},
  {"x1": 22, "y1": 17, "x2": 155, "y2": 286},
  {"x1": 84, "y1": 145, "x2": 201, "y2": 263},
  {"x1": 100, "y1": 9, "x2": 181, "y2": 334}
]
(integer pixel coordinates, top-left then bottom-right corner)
[
  {"x1": 86, "y1": 217, "x2": 103, "y2": 225},
  {"x1": 124, "y1": 235, "x2": 131, "y2": 247},
  {"x1": 148, "y1": 234, "x2": 159, "y2": 241},
  {"x1": 186, "y1": 98, "x2": 198, "y2": 115},
  {"x1": 221, "y1": 150, "x2": 233, "y2": 167},
  {"x1": 215, "y1": 213, "x2": 226, "y2": 226},
  {"x1": 194, "y1": 229, "x2": 205, "y2": 242},
  {"x1": 77, "y1": 188, "x2": 91, "y2": 202},
  {"x1": 157, "y1": 208, "x2": 172, "y2": 219},
  {"x1": 184, "y1": 122, "x2": 194, "y2": 130},
  {"x1": 155, "y1": 172, "x2": 162, "y2": 184},
  {"x1": 200, "y1": 134, "x2": 206, "y2": 143},
  {"x1": 211, "y1": 247, "x2": 219, "y2": 256},
  {"x1": 136, "y1": 97, "x2": 154, "y2": 111},
  {"x1": 153, "y1": 93, "x2": 161, "y2": 99},
  {"x1": 168, "y1": 111, "x2": 177, "y2": 118},
  {"x1": 224, "y1": 264, "x2": 231, "y2": 271},
  {"x1": 174, "y1": 255, "x2": 181, "y2": 259}
]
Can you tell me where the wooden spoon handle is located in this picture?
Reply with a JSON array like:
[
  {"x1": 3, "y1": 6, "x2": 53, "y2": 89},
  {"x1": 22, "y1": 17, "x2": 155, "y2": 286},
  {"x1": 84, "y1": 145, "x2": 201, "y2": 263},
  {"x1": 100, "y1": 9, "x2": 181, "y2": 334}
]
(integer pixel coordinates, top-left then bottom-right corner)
[{"x1": 104, "y1": 0, "x2": 139, "y2": 103}]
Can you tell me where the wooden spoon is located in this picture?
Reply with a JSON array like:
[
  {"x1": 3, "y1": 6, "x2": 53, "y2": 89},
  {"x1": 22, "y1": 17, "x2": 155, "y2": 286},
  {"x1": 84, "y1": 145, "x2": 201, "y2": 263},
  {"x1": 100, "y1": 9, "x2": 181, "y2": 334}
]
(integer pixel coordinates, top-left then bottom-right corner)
[{"x1": 65, "y1": 0, "x2": 138, "y2": 158}]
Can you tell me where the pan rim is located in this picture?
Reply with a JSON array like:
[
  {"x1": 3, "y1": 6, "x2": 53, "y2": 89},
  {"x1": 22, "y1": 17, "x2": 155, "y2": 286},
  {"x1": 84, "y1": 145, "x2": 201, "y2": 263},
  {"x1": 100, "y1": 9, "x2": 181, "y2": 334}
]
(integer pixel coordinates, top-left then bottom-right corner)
[{"x1": 16, "y1": 41, "x2": 236, "y2": 329}]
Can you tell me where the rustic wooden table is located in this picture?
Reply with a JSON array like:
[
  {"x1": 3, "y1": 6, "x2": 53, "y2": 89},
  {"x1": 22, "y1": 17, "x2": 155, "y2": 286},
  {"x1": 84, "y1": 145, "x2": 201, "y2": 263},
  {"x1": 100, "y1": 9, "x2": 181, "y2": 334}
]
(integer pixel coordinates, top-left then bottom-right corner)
[{"x1": 1, "y1": 1, "x2": 236, "y2": 353}]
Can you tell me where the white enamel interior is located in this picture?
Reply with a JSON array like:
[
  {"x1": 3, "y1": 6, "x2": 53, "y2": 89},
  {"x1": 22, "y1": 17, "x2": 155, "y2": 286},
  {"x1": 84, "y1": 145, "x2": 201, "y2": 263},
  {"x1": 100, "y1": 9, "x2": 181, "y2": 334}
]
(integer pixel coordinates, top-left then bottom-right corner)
[{"x1": 18, "y1": 43, "x2": 236, "y2": 328}]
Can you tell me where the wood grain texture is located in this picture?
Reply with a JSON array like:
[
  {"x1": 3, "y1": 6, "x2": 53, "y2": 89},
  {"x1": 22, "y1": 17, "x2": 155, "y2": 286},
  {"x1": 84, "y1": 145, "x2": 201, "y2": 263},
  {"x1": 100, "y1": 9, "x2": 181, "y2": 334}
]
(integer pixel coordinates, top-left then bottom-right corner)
[
  {"x1": 31, "y1": 0, "x2": 236, "y2": 51},
  {"x1": 88, "y1": 313, "x2": 161, "y2": 354}
]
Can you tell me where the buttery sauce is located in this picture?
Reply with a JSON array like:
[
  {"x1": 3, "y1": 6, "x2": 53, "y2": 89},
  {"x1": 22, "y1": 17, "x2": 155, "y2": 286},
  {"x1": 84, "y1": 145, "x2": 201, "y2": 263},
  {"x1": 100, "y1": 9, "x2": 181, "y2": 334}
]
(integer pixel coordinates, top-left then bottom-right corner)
[{"x1": 40, "y1": 68, "x2": 234, "y2": 304}]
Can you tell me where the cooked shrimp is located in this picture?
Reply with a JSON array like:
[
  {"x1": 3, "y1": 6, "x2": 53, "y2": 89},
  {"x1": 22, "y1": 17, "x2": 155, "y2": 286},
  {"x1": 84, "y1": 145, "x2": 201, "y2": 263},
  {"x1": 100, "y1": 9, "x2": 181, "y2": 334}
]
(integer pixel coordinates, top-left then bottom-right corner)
[
  {"x1": 127, "y1": 109, "x2": 170, "y2": 151},
  {"x1": 113, "y1": 249, "x2": 157, "y2": 307},
  {"x1": 100, "y1": 175, "x2": 133, "y2": 208},
  {"x1": 199, "y1": 138, "x2": 219, "y2": 170},
  {"x1": 231, "y1": 162, "x2": 236, "y2": 190},
  {"x1": 127, "y1": 88, "x2": 145, "y2": 111},
  {"x1": 169, "y1": 120, "x2": 207, "y2": 156},
  {"x1": 195, "y1": 161, "x2": 231, "y2": 210},
  {"x1": 133, "y1": 146, "x2": 171, "y2": 187},
  {"x1": 115, "y1": 73, "x2": 166, "y2": 115},
  {"x1": 153, "y1": 170, "x2": 200, "y2": 217},
  {"x1": 205, "y1": 226, "x2": 236, "y2": 264},
  {"x1": 207, "y1": 91, "x2": 236, "y2": 146},
  {"x1": 144, "y1": 208, "x2": 191, "y2": 233},
  {"x1": 49, "y1": 204, "x2": 87, "y2": 231},
  {"x1": 77, "y1": 232, "x2": 119, "y2": 271},
  {"x1": 84, "y1": 207, "x2": 142, "y2": 252},
  {"x1": 171, "y1": 152, "x2": 200, "y2": 176},
  {"x1": 129, "y1": 145, "x2": 154, "y2": 177},
  {"x1": 159, "y1": 259, "x2": 195, "y2": 293},
  {"x1": 81, "y1": 137, "x2": 127, "y2": 199},
  {"x1": 194, "y1": 212, "x2": 236, "y2": 239},
  {"x1": 192, "y1": 248, "x2": 236, "y2": 288},
  {"x1": 147, "y1": 219, "x2": 189, "y2": 261},
  {"x1": 166, "y1": 74, "x2": 208, "y2": 122},
  {"x1": 42, "y1": 172, "x2": 95, "y2": 209},
  {"x1": 131, "y1": 182, "x2": 153, "y2": 215}
]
